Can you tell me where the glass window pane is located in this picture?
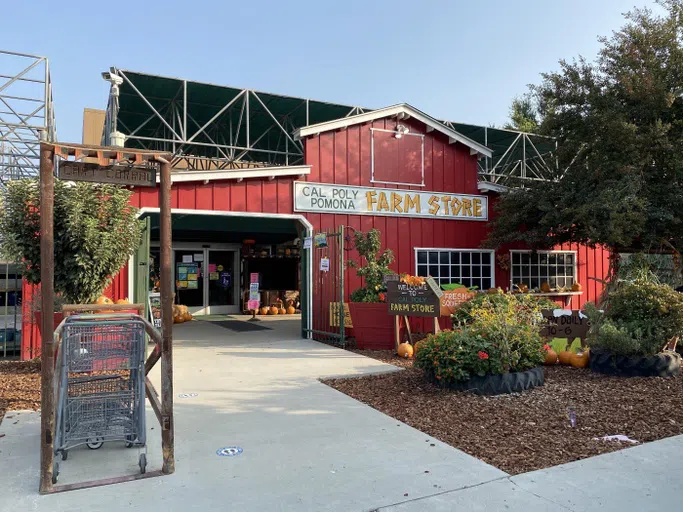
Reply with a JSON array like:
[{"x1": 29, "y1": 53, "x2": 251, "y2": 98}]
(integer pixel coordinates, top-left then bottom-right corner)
[
  {"x1": 451, "y1": 266, "x2": 460, "y2": 279},
  {"x1": 462, "y1": 266, "x2": 470, "y2": 278},
  {"x1": 482, "y1": 265, "x2": 491, "y2": 278},
  {"x1": 417, "y1": 251, "x2": 427, "y2": 264},
  {"x1": 417, "y1": 265, "x2": 428, "y2": 277},
  {"x1": 512, "y1": 252, "x2": 521, "y2": 264},
  {"x1": 539, "y1": 253, "x2": 548, "y2": 264},
  {"x1": 548, "y1": 254, "x2": 557, "y2": 265},
  {"x1": 429, "y1": 265, "x2": 439, "y2": 277},
  {"x1": 429, "y1": 252, "x2": 438, "y2": 264},
  {"x1": 530, "y1": 277, "x2": 539, "y2": 290},
  {"x1": 452, "y1": 252, "x2": 460, "y2": 264},
  {"x1": 482, "y1": 278, "x2": 492, "y2": 290},
  {"x1": 482, "y1": 252, "x2": 491, "y2": 264},
  {"x1": 521, "y1": 253, "x2": 530, "y2": 265},
  {"x1": 557, "y1": 254, "x2": 565, "y2": 265},
  {"x1": 440, "y1": 252, "x2": 450, "y2": 264},
  {"x1": 472, "y1": 253, "x2": 481, "y2": 265},
  {"x1": 472, "y1": 266, "x2": 481, "y2": 278},
  {"x1": 441, "y1": 266, "x2": 450, "y2": 278},
  {"x1": 565, "y1": 254, "x2": 574, "y2": 265},
  {"x1": 461, "y1": 253, "x2": 471, "y2": 265}
]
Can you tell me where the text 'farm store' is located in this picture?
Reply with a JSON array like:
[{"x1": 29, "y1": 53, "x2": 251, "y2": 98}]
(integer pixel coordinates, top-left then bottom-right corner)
[{"x1": 20, "y1": 70, "x2": 610, "y2": 358}]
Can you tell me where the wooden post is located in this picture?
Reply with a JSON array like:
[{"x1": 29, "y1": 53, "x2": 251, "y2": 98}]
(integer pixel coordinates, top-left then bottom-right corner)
[
  {"x1": 39, "y1": 143, "x2": 55, "y2": 494},
  {"x1": 433, "y1": 317, "x2": 441, "y2": 334},
  {"x1": 394, "y1": 315, "x2": 400, "y2": 352},
  {"x1": 159, "y1": 159, "x2": 175, "y2": 474}
]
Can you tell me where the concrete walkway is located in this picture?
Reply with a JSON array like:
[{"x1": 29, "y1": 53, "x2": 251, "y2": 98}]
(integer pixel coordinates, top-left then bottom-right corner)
[{"x1": 1, "y1": 317, "x2": 681, "y2": 511}]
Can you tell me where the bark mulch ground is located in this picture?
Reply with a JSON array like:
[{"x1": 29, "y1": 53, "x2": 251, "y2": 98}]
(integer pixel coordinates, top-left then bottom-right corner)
[
  {"x1": 0, "y1": 360, "x2": 41, "y2": 426},
  {"x1": 326, "y1": 350, "x2": 683, "y2": 475}
]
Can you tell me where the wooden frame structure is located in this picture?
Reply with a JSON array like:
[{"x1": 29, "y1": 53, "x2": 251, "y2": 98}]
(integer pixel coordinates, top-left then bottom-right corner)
[{"x1": 38, "y1": 142, "x2": 174, "y2": 494}]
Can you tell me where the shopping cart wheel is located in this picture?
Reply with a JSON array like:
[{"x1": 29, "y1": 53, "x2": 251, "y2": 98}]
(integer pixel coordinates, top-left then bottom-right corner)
[
  {"x1": 52, "y1": 462, "x2": 59, "y2": 484},
  {"x1": 86, "y1": 437, "x2": 104, "y2": 450},
  {"x1": 139, "y1": 453, "x2": 147, "y2": 475},
  {"x1": 61, "y1": 450, "x2": 68, "y2": 461}
]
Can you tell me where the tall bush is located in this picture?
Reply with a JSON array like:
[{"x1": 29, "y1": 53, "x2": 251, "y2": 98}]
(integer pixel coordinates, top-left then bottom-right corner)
[
  {"x1": 0, "y1": 179, "x2": 143, "y2": 304},
  {"x1": 348, "y1": 229, "x2": 394, "y2": 303}
]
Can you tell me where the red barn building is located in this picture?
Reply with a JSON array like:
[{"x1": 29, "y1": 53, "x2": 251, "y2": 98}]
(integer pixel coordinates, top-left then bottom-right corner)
[{"x1": 19, "y1": 74, "x2": 609, "y2": 359}]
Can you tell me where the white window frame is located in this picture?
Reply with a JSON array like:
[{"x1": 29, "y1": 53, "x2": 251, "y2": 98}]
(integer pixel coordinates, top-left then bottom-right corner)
[
  {"x1": 371, "y1": 127, "x2": 425, "y2": 187},
  {"x1": 414, "y1": 248, "x2": 496, "y2": 290},
  {"x1": 509, "y1": 250, "x2": 577, "y2": 291}
]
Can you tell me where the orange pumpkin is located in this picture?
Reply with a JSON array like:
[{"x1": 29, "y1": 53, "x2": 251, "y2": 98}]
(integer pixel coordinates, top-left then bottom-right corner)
[
  {"x1": 540, "y1": 282, "x2": 551, "y2": 293},
  {"x1": 259, "y1": 307, "x2": 269, "y2": 315},
  {"x1": 558, "y1": 350, "x2": 574, "y2": 365},
  {"x1": 278, "y1": 307, "x2": 286, "y2": 315},
  {"x1": 544, "y1": 349, "x2": 558, "y2": 365},
  {"x1": 95, "y1": 295, "x2": 113, "y2": 305},
  {"x1": 286, "y1": 306, "x2": 296, "y2": 314},
  {"x1": 570, "y1": 350, "x2": 590, "y2": 368},
  {"x1": 173, "y1": 315, "x2": 184, "y2": 324},
  {"x1": 115, "y1": 298, "x2": 130, "y2": 305},
  {"x1": 515, "y1": 283, "x2": 529, "y2": 293},
  {"x1": 183, "y1": 312, "x2": 192, "y2": 322},
  {"x1": 269, "y1": 306, "x2": 279, "y2": 315},
  {"x1": 397, "y1": 342, "x2": 414, "y2": 359},
  {"x1": 571, "y1": 282, "x2": 583, "y2": 292}
]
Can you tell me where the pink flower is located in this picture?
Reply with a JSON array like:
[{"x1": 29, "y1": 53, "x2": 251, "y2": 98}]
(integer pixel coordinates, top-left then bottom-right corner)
[
  {"x1": 543, "y1": 344, "x2": 551, "y2": 351},
  {"x1": 478, "y1": 351, "x2": 489, "y2": 360}
]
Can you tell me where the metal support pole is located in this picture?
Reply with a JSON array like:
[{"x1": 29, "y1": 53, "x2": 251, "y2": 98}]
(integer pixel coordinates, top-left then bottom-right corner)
[
  {"x1": 159, "y1": 159, "x2": 175, "y2": 475},
  {"x1": 3, "y1": 263, "x2": 8, "y2": 359},
  {"x1": 38, "y1": 143, "x2": 55, "y2": 494}
]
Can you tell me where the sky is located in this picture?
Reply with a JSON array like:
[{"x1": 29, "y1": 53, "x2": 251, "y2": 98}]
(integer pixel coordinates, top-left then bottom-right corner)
[{"x1": 2, "y1": 0, "x2": 657, "y2": 143}]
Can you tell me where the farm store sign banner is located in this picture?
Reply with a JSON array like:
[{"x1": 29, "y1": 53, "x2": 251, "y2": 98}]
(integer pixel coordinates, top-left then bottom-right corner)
[{"x1": 294, "y1": 182, "x2": 488, "y2": 221}]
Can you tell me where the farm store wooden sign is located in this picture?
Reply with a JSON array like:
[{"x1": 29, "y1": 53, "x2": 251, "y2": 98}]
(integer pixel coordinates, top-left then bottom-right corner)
[
  {"x1": 58, "y1": 161, "x2": 157, "y2": 186},
  {"x1": 294, "y1": 182, "x2": 488, "y2": 221},
  {"x1": 386, "y1": 281, "x2": 440, "y2": 317}
]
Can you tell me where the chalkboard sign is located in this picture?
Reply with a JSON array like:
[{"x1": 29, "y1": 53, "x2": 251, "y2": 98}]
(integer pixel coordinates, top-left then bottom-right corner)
[
  {"x1": 149, "y1": 292, "x2": 162, "y2": 330},
  {"x1": 540, "y1": 309, "x2": 591, "y2": 341},
  {"x1": 386, "y1": 281, "x2": 440, "y2": 317}
]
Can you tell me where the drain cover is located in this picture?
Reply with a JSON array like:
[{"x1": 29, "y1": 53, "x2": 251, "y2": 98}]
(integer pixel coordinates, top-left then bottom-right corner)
[{"x1": 216, "y1": 446, "x2": 243, "y2": 457}]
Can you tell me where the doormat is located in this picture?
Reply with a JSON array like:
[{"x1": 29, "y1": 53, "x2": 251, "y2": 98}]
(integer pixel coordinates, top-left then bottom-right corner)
[
  {"x1": 196, "y1": 315, "x2": 236, "y2": 322},
  {"x1": 212, "y1": 320, "x2": 272, "y2": 332}
]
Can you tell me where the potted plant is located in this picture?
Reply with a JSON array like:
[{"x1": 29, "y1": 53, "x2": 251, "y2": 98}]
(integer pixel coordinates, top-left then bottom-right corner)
[
  {"x1": 586, "y1": 278, "x2": 683, "y2": 377},
  {"x1": 347, "y1": 229, "x2": 395, "y2": 349},
  {"x1": 415, "y1": 293, "x2": 549, "y2": 394},
  {"x1": 0, "y1": 179, "x2": 143, "y2": 345}
]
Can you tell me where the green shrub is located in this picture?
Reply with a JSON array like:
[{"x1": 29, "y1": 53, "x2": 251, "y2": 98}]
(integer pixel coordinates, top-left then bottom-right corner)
[
  {"x1": 452, "y1": 292, "x2": 556, "y2": 328},
  {"x1": 415, "y1": 293, "x2": 546, "y2": 384},
  {"x1": 588, "y1": 281, "x2": 683, "y2": 356},
  {"x1": 347, "y1": 229, "x2": 394, "y2": 303}
]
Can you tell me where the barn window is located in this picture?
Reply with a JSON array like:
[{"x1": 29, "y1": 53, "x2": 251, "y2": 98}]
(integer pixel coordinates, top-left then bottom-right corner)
[
  {"x1": 510, "y1": 250, "x2": 576, "y2": 291},
  {"x1": 371, "y1": 127, "x2": 424, "y2": 186},
  {"x1": 415, "y1": 248, "x2": 495, "y2": 291}
]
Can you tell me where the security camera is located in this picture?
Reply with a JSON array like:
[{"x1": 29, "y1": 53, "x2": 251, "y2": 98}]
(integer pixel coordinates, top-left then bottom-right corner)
[{"x1": 101, "y1": 71, "x2": 123, "y2": 86}]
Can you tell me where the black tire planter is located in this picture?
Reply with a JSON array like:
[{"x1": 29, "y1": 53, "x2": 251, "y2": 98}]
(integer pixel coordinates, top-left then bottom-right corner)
[
  {"x1": 589, "y1": 348, "x2": 681, "y2": 377},
  {"x1": 424, "y1": 366, "x2": 544, "y2": 395}
]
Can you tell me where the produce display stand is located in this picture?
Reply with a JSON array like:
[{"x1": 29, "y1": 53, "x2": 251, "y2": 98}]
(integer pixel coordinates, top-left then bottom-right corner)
[{"x1": 38, "y1": 143, "x2": 175, "y2": 494}]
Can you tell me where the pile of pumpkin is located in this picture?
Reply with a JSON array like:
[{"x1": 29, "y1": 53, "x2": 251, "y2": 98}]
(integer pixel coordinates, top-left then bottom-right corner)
[
  {"x1": 258, "y1": 299, "x2": 297, "y2": 316},
  {"x1": 173, "y1": 304, "x2": 193, "y2": 324},
  {"x1": 91, "y1": 295, "x2": 132, "y2": 312},
  {"x1": 544, "y1": 344, "x2": 589, "y2": 368}
]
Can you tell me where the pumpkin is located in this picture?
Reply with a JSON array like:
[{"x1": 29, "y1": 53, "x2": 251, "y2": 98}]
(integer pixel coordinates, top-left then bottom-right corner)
[
  {"x1": 570, "y1": 350, "x2": 590, "y2": 368},
  {"x1": 544, "y1": 348, "x2": 558, "y2": 365},
  {"x1": 413, "y1": 339, "x2": 427, "y2": 357},
  {"x1": 558, "y1": 350, "x2": 574, "y2": 365},
  {"x1": 183, "y1": 312, "x2": 192, "y2": 322},
  {"x1": 571, "y1": 282, "x2": 583, "y2": 292},
  {"x1": 286, "y1": 306, "x2": 296, "y2": 315},
  {"x1": 95, "y1": 295, "x2": 113, "y2": 305},
  {"x1": 115, "y1": 298, "x2": 130, "y2": 305},
  {"x1": 259, "y1": 307, "x2": 269, "y2": 315},
  {"x1": 514, "y1": 283, "x2": 529, "y2": 293},
  {"x1": 269, "y1": 306, "x2": 279, "y2": 315},
  {"x1": 173, "y1": 315, "x2": 184, "y2": 324},
  {"x1": 540, "y1": 282, "x2": 551, "y2": 293},
  {"x1": 397, "y1": 342, "x2": 414, "y2": 359},
  {"x1": 278, "y1": 307, "x2": 286, "y2": 315}
]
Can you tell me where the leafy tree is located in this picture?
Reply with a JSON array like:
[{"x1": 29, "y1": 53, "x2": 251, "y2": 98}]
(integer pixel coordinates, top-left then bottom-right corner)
[
  {"x1": 504, "y1": 94, "x2": 539, "y2": 133},
  {"x1": 348, "y1": 229, "x2": 394, "y2": 302},
  {"x1": 487, "y1": 1, "x2": 683, "y2": 259},
  {"x1": 0, "y1": 179, "x2": 143, "y2": 304}
]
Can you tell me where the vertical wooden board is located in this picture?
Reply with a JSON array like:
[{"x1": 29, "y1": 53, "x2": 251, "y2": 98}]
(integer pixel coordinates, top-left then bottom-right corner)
[
  {"x1": 454, "y1": 145, "x2": 465, "y2": 194},
  {"x1": 130, "y1": 189, "x2": 142, "y2": 208},
  {"x1": 334, "y1": 128, "x2": 347, "y2": 185},
  {"x1": 434, "y1": 219, "x2": 446, "y2": 249},
  {"x1": 421, "y1": 218, "x2": 434, "y2": 251},
  {"x1": 443, "y1": 217, "x2": 456, "y2": 249},
  {"x1": 277, "y1": 178, "x2": 294, "y2": 214},
  {"x1": 432, "y1": 139, "x2": 445, "y2": 194},
  {"x1": 347, "y1": 125, "x2": 361, "y2": 186},
  {"x1": 576, "y1": 244, "x2": 588, "y2": 309},
  {"x1": 231, "y1": 181, "x2": 247, "y2": 212},
  {"x1": 177, "y1": 183, "x2": 196, "y2": 209},
  {"x1": 246, "y1": 180, "x2": 262, "y2": 212},
  {"x1": 138, "y1": 187, "x2": 157, "y2": 208},
  {"x1": 319, "y1": 132, "x2": 335, "y2": 185},
  {"x1": 170, "y1": 186, "x2": 179, "y2": 209},
  {"x1": 423, "y1": 136, "x2": 433, "y2": 191},
  {"x1": 305, "y1": 137, "x2": 321, "y2": 182},
  {"x1": 382, "y1": 217, "x2": 400, "y2": 272},
  {"x1": 398, "y1": 217, "x2": 411, "y2": 274},
  {"x1": 443, "y1": 144, "x2": 455, "y2": 193},
  {"x1": 261, "y1": 179, "x2": 278, "y2": 214},
  {"x1": 213, "y1": 181, "x2": 231, "y2": 211},
  {"x1": 359, "y1": 124, "x2": 372, "y2": 187},
  {"x1": 195, "y1": 184, "x2": 213, "y2": 210},
  {"x1": 409, "y1": 218, "x2": 422, "y2": 273},
  {"x1": 464, "y1": 153, "x2": 478, "y2": 195}
]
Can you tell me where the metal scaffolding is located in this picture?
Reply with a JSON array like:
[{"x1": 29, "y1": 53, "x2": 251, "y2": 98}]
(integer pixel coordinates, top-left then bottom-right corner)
[
  {"x1": 102, "y1": 68, "x2": 556, "y2": 183},
  {"x1": 0, "y1": 50, "x2": 56, "y2": 186}
]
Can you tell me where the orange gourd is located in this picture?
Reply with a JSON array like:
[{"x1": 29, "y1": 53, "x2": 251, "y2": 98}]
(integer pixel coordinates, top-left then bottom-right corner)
[
  {"x1": 259, "y1": 307, "x2": 269, "y2": 315},
  {"x1": 570, "y1": 350, "x2": 590, "y2": 368},
  {"x1": 183, "y1": 312, "x2": 192, "y2": 322},
  {"x1": 95, "y1": 295, "x2": 113, "y2": 305},
  {"x1": 571, "y1": 282, "x2": 583, "y2": 292},
  {"x1": 558, "y1": 351, "x2": 573, "y2": 365},
  {"x1": 544, "y1": 349, "x2": 558, "y2": 365},
  {"x1": 269, "y1": 306, "x2": 279, "y2": 315},
  {"x1": 278, "y1": 307, "x2": 286, "y2": 315},
  {"x1": 540, "y1": 282, "x2": 551, "y2": 293},
  {"x1": 115, "y1": 298, "x2": 130, "y2": 305},
  {"x1": 286, "y1": 306, "x2": 296, "y2": 315},
  {"x1": 397, "y1": 342, "x2": 414, "y2": 359}
]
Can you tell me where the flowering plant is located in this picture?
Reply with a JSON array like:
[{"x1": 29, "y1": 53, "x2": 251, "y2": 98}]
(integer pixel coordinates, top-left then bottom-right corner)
[{"x1": 348, "y1": 229, "x2": 394, "y2": 303}]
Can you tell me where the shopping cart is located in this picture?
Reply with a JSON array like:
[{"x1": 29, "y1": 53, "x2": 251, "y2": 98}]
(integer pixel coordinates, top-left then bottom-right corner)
[{"x1": 53, "y1": 314, "x2": 147, "y2": 483}]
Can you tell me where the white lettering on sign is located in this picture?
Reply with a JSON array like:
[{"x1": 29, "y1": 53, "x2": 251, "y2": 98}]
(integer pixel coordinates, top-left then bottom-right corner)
[{"x1": 294, "y1": 182, "x2": 487, "y2": 221}]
